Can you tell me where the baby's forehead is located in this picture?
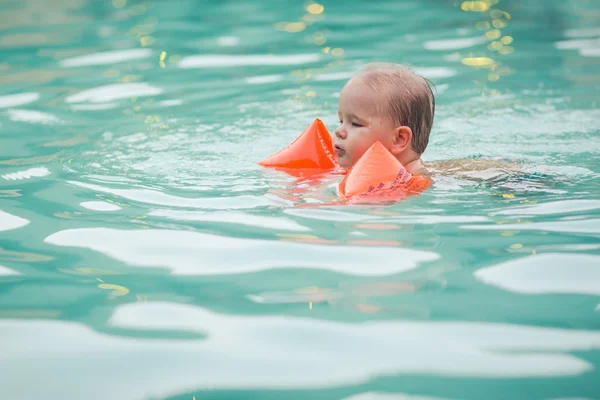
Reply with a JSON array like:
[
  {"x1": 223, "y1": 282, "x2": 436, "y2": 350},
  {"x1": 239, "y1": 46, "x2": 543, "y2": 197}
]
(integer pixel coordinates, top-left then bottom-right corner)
[
  {"x1": 340, "y1": 76, "x2": 392, "y2": 109},
  {"x1": 342, "y1": 76, "x2": 382, "y2": 98}
]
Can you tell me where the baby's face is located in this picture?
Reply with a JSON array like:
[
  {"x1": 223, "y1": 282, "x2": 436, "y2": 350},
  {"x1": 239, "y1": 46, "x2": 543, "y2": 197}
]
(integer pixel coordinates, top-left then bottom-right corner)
[{"x1": 334, "y1": 77, "x2": 397, "y2": 169}]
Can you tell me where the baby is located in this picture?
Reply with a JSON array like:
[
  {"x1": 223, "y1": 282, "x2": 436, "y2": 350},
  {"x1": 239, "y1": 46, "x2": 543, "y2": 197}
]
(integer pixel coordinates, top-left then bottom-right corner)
[
  {"x1": 333, "y1": 62, "x2": 433, "y2": 175},
  {"x1": 333, "y1": 62, "x2": 521, "y2": 180}
]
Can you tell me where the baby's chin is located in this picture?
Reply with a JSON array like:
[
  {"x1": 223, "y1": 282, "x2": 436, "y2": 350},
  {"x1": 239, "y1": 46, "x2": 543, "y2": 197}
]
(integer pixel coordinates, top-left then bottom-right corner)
[{"x1": 336, "y1": 155, "x2": 353, "y2": 169}]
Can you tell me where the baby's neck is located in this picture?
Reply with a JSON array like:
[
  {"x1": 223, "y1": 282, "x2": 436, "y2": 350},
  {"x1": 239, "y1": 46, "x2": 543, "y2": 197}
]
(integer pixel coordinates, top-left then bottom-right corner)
[{"x1": 404, "y1": 158, "x2": 428, "y2": 176}]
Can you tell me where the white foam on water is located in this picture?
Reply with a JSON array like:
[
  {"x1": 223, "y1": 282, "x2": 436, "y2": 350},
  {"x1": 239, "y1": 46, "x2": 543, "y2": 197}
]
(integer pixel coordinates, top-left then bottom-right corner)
[
  {"x1": 0, "y1": 210, "x2": 30, "y2": 231},
  {"x1": 65, "y1": 83, "x2": 162, "y2": 104},
  {"x1": 413, "y1": 67, "x2": 457, "y2": 79},
  {"x1": 424, "y1": 36, "x2": 486, "y2": 50},
  {"x1": 178, "y1": 54, "x2": 321, "y2": 68},
  {"x1": 80, "y1": 201, "x2": 121, "y2": 211},
  {"x1": 2, "y1": 167, "x2": 50, "y2": 181},
  {"x1": 554, "y1": 37, "x2": 600, "y2": 57},
  {"x1": 245, "y1": 75, "x2": 284, "y2": 84},
  {"x1": 71, "y1": 103, "x2": 119, "y2": 110},
  {"x1": 60, "y1": 49, "x2": 152, "y2": 67},
  {"x1": 0, "y1": 265, "x2": 21, "y2": 276},
  {"x1": 580, "y1": 47, "x2": 600, "y2": 57},
  {"x1": 475, "y1": 253, "x2": 600, "y2": 295},
  {"x1": 0, "y1": 92, "x2": 39, "y2": 109},
  {"x1": 7, "y1": 109, "x2": 61, "y2": 125},
  {"x1": 314, "y1": 68, "x2": 456, "y2": 81},
  {"x1": 554, "y1": 38, "x2": 600, "y2": 50},
  {"x1": 216, "y1": 36, "x2": 240, "y2": 47},
  {"x1": 44, "y1": 228, "x2": 439, "y2": 276},
  {"x1": 443, "y1": 53, "x2": 462, "y2": 62},
  {"x1": 314, "y1": 71, "x2": 354, "y2": 81},
  {"x1": 159, "y1": 99, "x2": 183, "y2": 107},
  {"x1": 564, "y1": 27, "x2": 600, "y2": 38}
]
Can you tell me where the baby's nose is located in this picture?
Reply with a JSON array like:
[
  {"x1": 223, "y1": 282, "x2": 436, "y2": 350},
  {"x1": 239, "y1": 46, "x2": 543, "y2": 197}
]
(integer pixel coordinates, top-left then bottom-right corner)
[{"x1": 335, "y1": 125, "x2": 346, "y2": 139}]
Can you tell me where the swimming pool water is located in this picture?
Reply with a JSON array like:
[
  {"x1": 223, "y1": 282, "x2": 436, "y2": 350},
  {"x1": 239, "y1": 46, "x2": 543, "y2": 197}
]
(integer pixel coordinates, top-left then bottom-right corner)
[{"x1": 1, "y1": 0, "x2": 600, "y2": 399}]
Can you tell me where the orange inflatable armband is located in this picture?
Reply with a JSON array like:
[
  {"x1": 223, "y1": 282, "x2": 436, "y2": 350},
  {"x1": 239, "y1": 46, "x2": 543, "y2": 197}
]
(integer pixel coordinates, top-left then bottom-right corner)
[
  {"x1": 258, "y1": 118, "x2": 339, "y2": 177},
  {"x1": 338, "y1": 142, "x2": 432, "y2": 200},
  {"x1": 259, "y1": 120, "x2": 432, "y2": 200}
]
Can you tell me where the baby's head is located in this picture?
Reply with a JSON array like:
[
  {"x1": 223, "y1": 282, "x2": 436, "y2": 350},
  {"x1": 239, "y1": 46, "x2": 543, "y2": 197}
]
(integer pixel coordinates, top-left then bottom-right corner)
[{"x1": 334, "y1": 63, "x2": 435, "y2": 169}]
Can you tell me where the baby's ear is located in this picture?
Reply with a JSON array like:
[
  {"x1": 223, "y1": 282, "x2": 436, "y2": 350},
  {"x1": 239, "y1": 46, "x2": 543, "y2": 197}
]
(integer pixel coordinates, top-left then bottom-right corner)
[{"x1": 390, "y1": 126, "x2": 412, "y2": 155}]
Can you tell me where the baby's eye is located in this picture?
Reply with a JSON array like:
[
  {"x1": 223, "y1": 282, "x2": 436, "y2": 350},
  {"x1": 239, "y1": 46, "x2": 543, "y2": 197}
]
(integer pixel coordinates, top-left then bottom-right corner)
[
  {"x1": 338, "y1": 120, "x2": 343, "y2": 125},
  {"x1": 352, "y1": 122, "x2": 363, "y2": 127}
]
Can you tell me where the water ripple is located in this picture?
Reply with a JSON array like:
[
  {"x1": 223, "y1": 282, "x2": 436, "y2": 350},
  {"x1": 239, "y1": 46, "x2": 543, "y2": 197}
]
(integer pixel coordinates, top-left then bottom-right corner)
[
  {"x1": 80, "y1": 201, "x2": 121, "y2": 212},
  {"x1": 343, "y1": 393, "x2": 450, "y2": 400},
  {"x1": 0, "y1": 265, "x2": 21, "y2": 276},
  {"x1": 60, "y1": 49, "x2": 152, "y2": 68},
  {"x1": 178, "y1": 54, "x2": 321, "y2": 68},
  {"x1": 475, "y1": 253, "x2": 600, "y2": 295},
  {"x1": 2, "y1": 305, "x2": 596, "y2": 399},
  {"x1": 424, "y1": 36, "x2": 486, "y2": 50},
  {"x1": 462, "y1": 219, "x2": 600, "y2": 235},
  {"x1": 7, "y1": 109, "x2": 62, "y2": 125},
  {"x1": 68, "y1": 180, "x2": 271, "y2": 210},
  {"x1": 2, "y1": 167, "x2": 50, "y2": 181},
  {"x1": 149, "y1": 209, "x2": 310, "y2": 232},
  {"x1": 0, "y1": 210, "x2": 30, "y2": 232},
  {"x1": 245, "y1": 75, "x2": 284, "y2": 84},
  {"x1": 65, "y1": 83, "x2": 163, "y2": 104},
  {"x1": 44, "y1": 228, "x2": 439, "y2": 276},
  {"x1": 565, "y1": 27, "x2": 600, "y2": 38},
  {"x1": 496, "y1": 200, "x2": 600, "y2": 216},
  {"x1": 0, "y1": 92, "x2": 39, "y2": 109}
]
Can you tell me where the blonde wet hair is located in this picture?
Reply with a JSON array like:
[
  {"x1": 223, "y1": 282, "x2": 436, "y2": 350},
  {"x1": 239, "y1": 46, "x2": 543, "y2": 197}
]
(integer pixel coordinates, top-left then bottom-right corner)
[{"x1": 354, "y1": 62, "x2": 435, "y2": 155}]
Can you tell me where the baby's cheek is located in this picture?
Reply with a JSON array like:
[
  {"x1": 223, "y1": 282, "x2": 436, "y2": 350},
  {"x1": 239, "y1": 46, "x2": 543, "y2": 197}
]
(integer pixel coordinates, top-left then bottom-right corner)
[{"x1": 355, "y1": 140, "x2": 375, "y2": 159}]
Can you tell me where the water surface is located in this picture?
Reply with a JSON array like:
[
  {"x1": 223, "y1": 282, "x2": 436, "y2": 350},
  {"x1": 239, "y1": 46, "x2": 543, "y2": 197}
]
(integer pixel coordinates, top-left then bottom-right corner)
[{"x1": 1, "y1": 0, "x2": 600, "y2": 399}]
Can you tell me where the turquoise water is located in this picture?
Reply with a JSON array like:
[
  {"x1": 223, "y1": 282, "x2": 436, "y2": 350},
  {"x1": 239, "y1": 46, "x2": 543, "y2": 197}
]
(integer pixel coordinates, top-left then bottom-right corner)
[{"x1": 1, "y1": 0, "x2": 600, "y2": 398}]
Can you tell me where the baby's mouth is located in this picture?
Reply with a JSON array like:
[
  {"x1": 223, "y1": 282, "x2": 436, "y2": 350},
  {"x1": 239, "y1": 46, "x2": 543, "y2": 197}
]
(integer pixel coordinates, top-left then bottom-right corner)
[{"x1": 334, "y1": 144, "x2": 345, "y2": 157}]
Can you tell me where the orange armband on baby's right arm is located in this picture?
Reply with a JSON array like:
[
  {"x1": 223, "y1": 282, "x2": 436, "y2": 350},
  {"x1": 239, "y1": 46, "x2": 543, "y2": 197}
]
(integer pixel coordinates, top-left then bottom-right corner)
[{"x1": 258, "y1": 118, "x2": 340, "y2": 177}]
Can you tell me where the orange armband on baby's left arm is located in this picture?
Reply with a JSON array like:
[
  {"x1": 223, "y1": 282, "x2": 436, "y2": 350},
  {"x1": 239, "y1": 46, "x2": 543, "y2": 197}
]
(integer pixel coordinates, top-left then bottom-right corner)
[{"x1": 339, "y1": 142, "x2": 432, "y2": 200}]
